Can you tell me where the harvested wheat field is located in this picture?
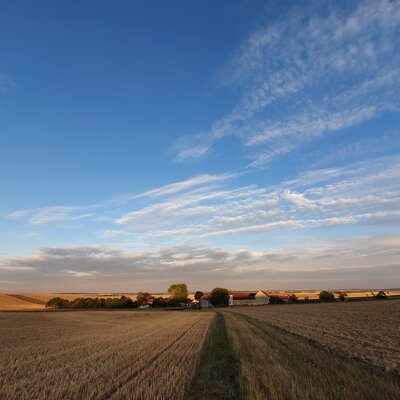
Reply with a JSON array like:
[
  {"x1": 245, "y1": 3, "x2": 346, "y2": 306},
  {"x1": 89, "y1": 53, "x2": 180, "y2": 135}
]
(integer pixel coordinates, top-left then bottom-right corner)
[
  {"x1": 0, "y1": 310, "x2": 211, "y2": 400},
  {"x1": 213, "y1": 311, "x2": 400, "y2": 400},
  {"x1": 228, "y1": 299, "x2": 400, "y2": 374},
  {"x1": 0, "y1": 294, "x2": 45, "y2": 310}
]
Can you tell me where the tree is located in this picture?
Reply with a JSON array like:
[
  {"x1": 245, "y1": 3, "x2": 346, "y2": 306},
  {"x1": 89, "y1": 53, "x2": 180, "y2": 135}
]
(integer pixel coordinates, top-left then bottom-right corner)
[
  {"x1": 152, "y1": 297, "x2": 167, "y2": 308},
  {"x1": 269, "y1": 296, "x2": 284, "y2": 304},
  {"x1": 168, "y1": 283, "x2": 188, "y2": 302},
  {"x1": 46, "y1": 297, "x2": 70, "y2": 309},
  {"x1": 194, "y1": 291, "x2": 204, "y2": 301},
  {"x1": 288, "y1": 294, "x2": 298, "y2": 303},
  {"x1": 136, "y1": 292, "x2": 151, "y2": 305},
  {"x1": 210, "y1": 288, "x2": 230, "y2": 307},
  {"x1": 167, "y1": 297, "x2": 182, "y2": 307},
  {"x1": 376, "y1": 290, "x2": 387, "y2": 299},
  {"x1": 319, "y1": 291, "x2": 335, "y2": 302}
]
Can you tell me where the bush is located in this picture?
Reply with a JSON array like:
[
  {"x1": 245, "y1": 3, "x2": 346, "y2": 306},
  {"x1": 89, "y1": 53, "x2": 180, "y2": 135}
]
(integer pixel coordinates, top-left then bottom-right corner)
[
  {"x1": 288, "y1": 294, "x2": 298, "y2": 303},
  {"x1": 46, "y1": 297, "x2": 70, "y2": 309},
  {"x1": 319, "y1": 291, "x2": 335, "y2": 302},
  {"x1": 376, "y1": 291, "x2": 387, "y2": 299},
  {"x1": 269, "y1": 296, "x2": 284, "y2": 304},
  {"x1": 47, "y1": 296, "x2": 139, "y2": 310},
  {"x1": 70, "y1": 297, "x2": 104, "y2": 309},
  {"x1": 152, "y1": 297, "x2": 167, "y2": 308},
  {"x1": 210, "y1": 288, "x2": 230, "y2": 307},
  {"x1": 68, "y1": 296, "x2": 138, "y2": 309},
  {"x1": 167, "y1": 297, "x2": 182, "y2": 307},
  {"x1": 107, "y1": 296, "x2": 137, "y2": 308}
]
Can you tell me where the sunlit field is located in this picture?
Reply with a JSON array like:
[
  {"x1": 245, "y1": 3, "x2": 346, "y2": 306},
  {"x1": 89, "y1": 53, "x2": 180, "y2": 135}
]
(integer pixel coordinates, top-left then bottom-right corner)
[
  {"x1": 2, "y1": 300, "x2": 400, "y2": 400},
  {"x1": 0, "y1": 311, "x2": 211, "y2": 400}
]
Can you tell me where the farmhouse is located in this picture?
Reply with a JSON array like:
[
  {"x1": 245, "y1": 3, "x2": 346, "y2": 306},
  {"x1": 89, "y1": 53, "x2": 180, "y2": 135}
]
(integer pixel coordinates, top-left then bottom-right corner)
[{"x1": 200, "y1": 290, "x2": 271, "y2": 307}]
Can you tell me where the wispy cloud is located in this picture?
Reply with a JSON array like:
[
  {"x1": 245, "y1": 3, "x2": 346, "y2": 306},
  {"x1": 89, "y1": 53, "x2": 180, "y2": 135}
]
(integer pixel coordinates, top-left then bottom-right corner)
[
  {"x1": 6, "y1": 155, "x2": 399, "y2": 243},
  {"x1": 114, "y1": 155, "x2": 400, "y2": 241},
  {"x1": 134, "y1": 173, "x2": 234, "y2": 199},
  {"x1": 7, "y1": 205, "x2": 95, "y2": 226},
  {"x1": 6, "y1": 173, "x2": 234, "y2": 227},
  {"x1": 172, "y1": 0, "x2": 400, "y2": 167}
]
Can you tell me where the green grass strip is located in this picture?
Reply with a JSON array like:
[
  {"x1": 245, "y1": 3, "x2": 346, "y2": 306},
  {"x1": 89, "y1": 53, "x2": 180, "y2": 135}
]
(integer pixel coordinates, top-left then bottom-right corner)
[{"x1": 184, "y1": 312, "x2": 242, "y2": 400}]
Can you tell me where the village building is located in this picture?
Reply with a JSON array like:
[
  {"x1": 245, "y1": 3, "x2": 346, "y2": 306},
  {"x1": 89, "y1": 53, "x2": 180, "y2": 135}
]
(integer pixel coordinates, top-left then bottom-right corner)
[{"x1": 199, "y1": 290, "x2": 271, "y2": 307}]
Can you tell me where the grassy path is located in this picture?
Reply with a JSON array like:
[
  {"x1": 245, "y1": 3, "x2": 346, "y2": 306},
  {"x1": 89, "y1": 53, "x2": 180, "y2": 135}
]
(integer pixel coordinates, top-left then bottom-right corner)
[
  {"x1": 187, "y1": 311, "x2": 400, "y2": 400},
  {"x1": 184, "y1": 312, "x2": 242, "y2": 400}
]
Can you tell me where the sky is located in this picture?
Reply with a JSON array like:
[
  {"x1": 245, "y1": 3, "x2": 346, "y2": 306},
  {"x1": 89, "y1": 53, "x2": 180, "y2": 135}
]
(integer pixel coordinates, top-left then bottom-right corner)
[{"x1": 1, "y1": 0, "x2": 400, "y2": 293}]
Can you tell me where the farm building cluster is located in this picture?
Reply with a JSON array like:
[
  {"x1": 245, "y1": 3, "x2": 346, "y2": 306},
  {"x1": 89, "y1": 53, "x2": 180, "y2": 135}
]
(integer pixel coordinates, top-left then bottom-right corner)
[
  {"x1": 198, "y1": 290, "x2": 288, "y2": 308},
  {"x1": 136, "y1": 290, "x2": 289, "y2": 308}
]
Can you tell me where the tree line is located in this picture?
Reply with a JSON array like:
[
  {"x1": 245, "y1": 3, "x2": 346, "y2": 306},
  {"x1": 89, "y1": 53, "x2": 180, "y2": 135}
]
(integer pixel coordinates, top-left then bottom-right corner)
[
  {"x1": 45, "y1": 283, "x2": 192, "y2": 309},
  {"x1": 46, "y1": 285, "x2": 390, "y2": 309},
  {"x1": 46, "y1": 296, "x2": 137, "y2": 309}
]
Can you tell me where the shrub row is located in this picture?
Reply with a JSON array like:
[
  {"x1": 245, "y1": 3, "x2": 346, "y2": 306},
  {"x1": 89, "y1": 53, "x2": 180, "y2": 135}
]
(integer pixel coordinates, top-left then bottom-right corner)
[{"x1": 46, "y1": 296, "x2": 138, "y2": 309}]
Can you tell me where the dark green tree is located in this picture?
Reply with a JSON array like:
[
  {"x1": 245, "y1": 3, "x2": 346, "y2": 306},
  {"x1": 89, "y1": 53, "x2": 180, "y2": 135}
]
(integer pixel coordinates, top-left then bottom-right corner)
[
  {"x1": 46, "y1": 297, "x2": 70, "y2": 309},
  {"x1": 152, "y1": 297, "x2": 167, "y2": 308},
  {"x1": 194, "y1": 291, "x2": 204, "y2": 301},
  {"x1": 288, "y1": 294, "x2": 298, "y2": 303},
  {"x1": 319, "y1": 291, "x2": 335, "y2": 302},
  {"x1": 210, "y1": 288, "x2": 230, "y2": 307},
  {"x1": 269, "y1": 296, "x2": 284, "y2": 304}
]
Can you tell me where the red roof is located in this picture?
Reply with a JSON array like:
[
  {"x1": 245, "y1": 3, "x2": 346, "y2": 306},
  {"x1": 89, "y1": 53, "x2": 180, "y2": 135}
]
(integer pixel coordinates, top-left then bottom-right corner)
[
  {"x1": 230, "y1": 291, "x2": 257, "y2": 300},
  {"x1": 200, "y1": 290, "x2": 263, "y2": 301}
]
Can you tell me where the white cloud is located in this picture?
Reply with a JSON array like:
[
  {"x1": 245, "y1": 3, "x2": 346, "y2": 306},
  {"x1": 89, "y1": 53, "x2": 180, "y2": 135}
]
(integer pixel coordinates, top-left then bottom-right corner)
[
  {"x1": 114, "y1": 155, "x2": 400, "y2": 240},
  {"x1": 171, "y1": 132, "x2": 215, "y2": 162},
  {"x1": 64, "y1": 269, "x2": 100, "y2": 277},
  {"x1": 6, "y1": 155, "x2": 399, "y2": 244},
  {"x1": 282, "y1": 191, "x2": 316, "y2": 209},
  {"x1": 172, "y1": 0, "x2": 400, "y2": 167},
  {"x1": 134, "y1": 173, "x2": 233, "y2": 198},
  {"x1": 7, "y1": 210, "x2": 30, "y2": 220},
  {"x1": 100, "y1": 229, "x2": 131, "y2": 238}
]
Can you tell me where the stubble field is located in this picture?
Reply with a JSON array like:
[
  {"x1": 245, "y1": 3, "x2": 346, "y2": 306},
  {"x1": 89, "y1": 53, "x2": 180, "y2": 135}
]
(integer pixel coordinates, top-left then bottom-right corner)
[
  {"x1": 228, "y1": 299, "x2": 400, "y2": 374},
  {"x1": 0, "y1": 310, "x2": 211, "y2": 400},
  {"x1": 2, "y1": 300, "x2": 400, "y2": 400}
]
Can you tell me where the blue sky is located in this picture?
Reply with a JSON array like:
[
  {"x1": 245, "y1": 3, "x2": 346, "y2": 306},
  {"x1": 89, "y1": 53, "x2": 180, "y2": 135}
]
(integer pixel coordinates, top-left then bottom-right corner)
[{"x1": 1, "y1": 0, "x2": 400, "y2": 292}]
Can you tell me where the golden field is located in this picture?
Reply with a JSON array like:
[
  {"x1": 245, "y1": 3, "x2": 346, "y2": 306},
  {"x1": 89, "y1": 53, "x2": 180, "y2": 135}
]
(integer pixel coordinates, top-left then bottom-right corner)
[
  {"x1": 0, "y1": 310, "x2": 211, "y2": 400},
  {"x1": 1, "y1": 300, "x2": 400, "y2": 399}
]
